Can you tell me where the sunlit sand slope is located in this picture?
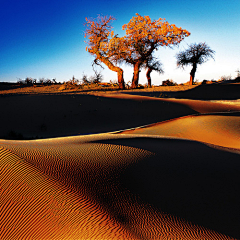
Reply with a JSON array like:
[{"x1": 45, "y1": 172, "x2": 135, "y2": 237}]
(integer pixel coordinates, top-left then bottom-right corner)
[
  {"x1": 120, "y1": 113, "x2": 240, "y2": 150},
  {"x1": 0, "y1": 145, "x2": 132, "y2": 239},
  {"x1": 0, "y1": 134, "x2": 238, "y2": 239},
  {"x1": 100, "y1": 93, "x2": 240, "y2": 114}
]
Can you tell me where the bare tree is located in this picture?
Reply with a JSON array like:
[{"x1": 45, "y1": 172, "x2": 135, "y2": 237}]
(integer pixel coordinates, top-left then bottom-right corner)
[
  {"x1": 145, "y1": 57, "x2": 164, "y2": 87},
  {"x1": 176, "y1": 42, "x2": 215, "y2": 85},
  {"x1": 81, "y1": 73, "x2": 89, "y2": 84},
  {"x1": 89, "y1": 60, "x2": 104, "y2": 84}
]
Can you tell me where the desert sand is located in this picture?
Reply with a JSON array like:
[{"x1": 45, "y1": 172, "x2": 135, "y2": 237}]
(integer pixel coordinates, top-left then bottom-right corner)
[{"x1": 0, "y1": 83, "x2": 240, "y2": 239}]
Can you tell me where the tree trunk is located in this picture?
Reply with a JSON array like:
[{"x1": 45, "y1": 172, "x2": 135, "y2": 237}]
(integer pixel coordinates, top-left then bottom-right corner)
[
  {"x1": 117, "y1": 69, "x2": 125, "y2": 89},
  {"x1": 146, "y1": 68, "x2": 152, "y2": 87},
  {"x1": 189, "y1": 63, "x2": 197, "y2": 85},
  {"x1": 132, "y1": 62, "x2": 141, "y2": 89},
  {"x1": 97, "y1": 54, "x2": 125, "y2": 89}
]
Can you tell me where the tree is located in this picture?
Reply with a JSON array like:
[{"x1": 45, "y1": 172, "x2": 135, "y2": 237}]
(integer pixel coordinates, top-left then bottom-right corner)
[
  {"x1": 236, "y1": 69, "x2": 240, "y2": 78},
  {"x1": 144, "y1": 57, "x2": 164, "y2": 87},
  {"x1": 85, "y1": 16, "x2": 125, "y2": 89},
  {"x1": 176, "y1": 42, "x2": 215, "y2": 85},
  {"x1": 90, "y1": 61, "x2": 104, "y2": 83},
  {"x1": 122, "y1": 14, "x2": 190, "y2": 88}
]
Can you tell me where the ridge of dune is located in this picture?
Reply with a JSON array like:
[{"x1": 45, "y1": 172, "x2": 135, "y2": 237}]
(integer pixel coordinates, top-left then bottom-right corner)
[
  {"x1": 175, "y1": 83, "x2": 240, "y2": 100},
  {"x1": 99, "y1": 92, "x2": 240, "y2": 114},
  {"x1": 122, "y1": 83, "x2": 240, "y2": 101},
  {"x1": 161, "y1": 98, "x2": 240, "y2": 114},
  {"x1": 120, "y1": 113, "x2": 240, "y2": 151},
  {"x1": 0, "y1": 134, "x2": 238, "y2": 239},
  {"x1": 0, "y1": 93, "x2": 198, "y2": 140},
  {"x1": 1, "y1": 92, "x2": 239, "y2": 140}
]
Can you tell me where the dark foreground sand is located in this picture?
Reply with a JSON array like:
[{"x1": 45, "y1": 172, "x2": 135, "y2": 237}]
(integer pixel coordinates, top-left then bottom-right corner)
[{"x1": 0, "y1": 84, "x2": 240, "y2": 239}]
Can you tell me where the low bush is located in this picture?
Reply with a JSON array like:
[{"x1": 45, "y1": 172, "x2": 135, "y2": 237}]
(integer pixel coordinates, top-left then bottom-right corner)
[{"x1": 162, "y1": 79, "x2": 177, "y2": 86}]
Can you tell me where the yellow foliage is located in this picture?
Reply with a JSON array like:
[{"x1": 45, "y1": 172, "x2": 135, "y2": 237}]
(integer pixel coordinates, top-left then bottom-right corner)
[
  {"x1": 122, "y1": 13, "x2": 190, "y2": 49},
  {"x1": 84, "y1": 13, "x2": 190, "y2": 74}
]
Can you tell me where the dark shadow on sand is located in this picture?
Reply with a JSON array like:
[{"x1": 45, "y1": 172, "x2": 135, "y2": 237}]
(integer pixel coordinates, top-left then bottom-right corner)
[
  {"x1": 94, "y1": 137, "x2": 240, "y2": 239},
  {"x1": 126, "y1": 83, "x2": 240, "y2": 100},
  {"x1": 0, "y1": 94, "x2": 197, "y2": 140}
]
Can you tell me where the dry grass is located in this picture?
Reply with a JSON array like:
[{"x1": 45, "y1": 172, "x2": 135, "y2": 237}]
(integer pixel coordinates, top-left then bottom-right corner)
[{"x1": 0, "y1": 82, "x2": 196, "y2": 96}]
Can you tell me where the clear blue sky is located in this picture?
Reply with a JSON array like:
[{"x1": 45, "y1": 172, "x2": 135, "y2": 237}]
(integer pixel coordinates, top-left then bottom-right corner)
[{"x1": 0, "y1": 0, "x2": 239, "y2": 85}]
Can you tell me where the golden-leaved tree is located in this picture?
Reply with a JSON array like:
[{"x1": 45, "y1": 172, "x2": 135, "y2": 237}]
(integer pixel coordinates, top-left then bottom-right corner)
[
  {"x1": 85, "y1": 16, "x2": 125, "y2": 89},
  {"x1": 122, "y1": 14, "x2": 191, "y2": 88}
]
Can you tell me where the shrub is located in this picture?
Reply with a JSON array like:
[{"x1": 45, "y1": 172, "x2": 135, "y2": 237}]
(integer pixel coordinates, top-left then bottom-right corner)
[
  {"x1": 81, "y1": 73, "x2": 89, "y2": 84},
  {"x1": 66, "y1": 76, "x2": 79, "y2": 85},
  {"x1": 89, "y1": 70, "x2": 103, "y2": 84},
  {"x1": 17, "y1": 77, "x2": 34, "y2": 85},
  {"x1": 38, "y1": 78, "x2": 56, "y2": 85},
  {"x1": 220, "y1": 75, "x2": 232, "y2": 81},
  {"x1": 162, "y1": 79, "x2": 177, "y2": 86}
]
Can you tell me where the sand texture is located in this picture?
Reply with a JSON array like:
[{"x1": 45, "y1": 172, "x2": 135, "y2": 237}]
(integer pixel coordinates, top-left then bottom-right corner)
[{"x1": 0, "y1": 85, "x2": 240, "y2": 239}]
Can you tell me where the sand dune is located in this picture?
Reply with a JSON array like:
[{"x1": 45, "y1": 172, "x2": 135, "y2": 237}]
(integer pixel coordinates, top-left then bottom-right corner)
[
  {"x1": 175, "y1": 83, "x2": 240, "y2": 100},
  {"x1": 120, "y1": 112, "x2": 240, "y2": 150},
  {"x1": 0, "y1": 145, "x2": 131, "y2": 239},
  {"x1": 100, "y1": 92, "x2": 240, "y2": 114},
  {"x1": 126, "y1": 83, "x2": 240, "y2": 100},
  {"x1": 1, "y1": 92, "x2": 240, "y2": 140},
  {"x1": 0, "y1": 93, "x2": 197, "y2": 140},
  {"x1": 0, "y1": 134, "x2": 237, "y2": 239},
  {"x1": 1, "y1": 88, "x2": 240, "y2": 239}
]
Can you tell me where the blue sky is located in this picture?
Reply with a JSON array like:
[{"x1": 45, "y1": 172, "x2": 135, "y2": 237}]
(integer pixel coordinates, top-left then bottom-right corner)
[{"x1": 0, "y1": 0, "x2": 239, "y2": 85}]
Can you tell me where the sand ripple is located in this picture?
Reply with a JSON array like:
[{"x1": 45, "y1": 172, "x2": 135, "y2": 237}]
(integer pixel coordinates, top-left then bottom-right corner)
[
  {"x1": 1, "y1": 92, "x2": 240, "y2": 239},
  {"x1": 0, "y1": 134, "x2": 237, "y2": 239}
]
